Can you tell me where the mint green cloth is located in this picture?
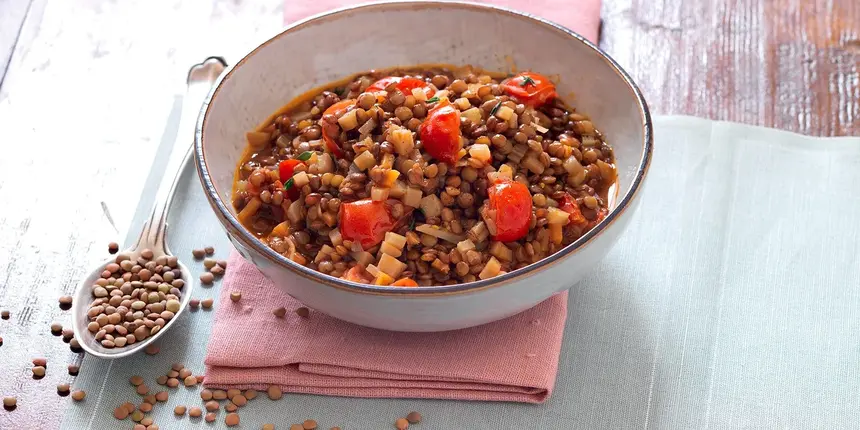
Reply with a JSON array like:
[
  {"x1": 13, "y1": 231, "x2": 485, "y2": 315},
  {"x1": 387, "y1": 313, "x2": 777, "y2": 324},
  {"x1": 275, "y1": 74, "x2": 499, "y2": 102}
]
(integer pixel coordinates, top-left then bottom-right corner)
[{"x1": 62, "y1": 116, "x2": 860, "y2": 429}]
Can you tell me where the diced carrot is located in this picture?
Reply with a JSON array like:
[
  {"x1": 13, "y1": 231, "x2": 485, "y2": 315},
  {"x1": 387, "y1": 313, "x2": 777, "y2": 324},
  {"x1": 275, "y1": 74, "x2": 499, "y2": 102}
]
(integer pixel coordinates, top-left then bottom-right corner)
[{"x1": 391, "y1": 278, "x2": 418, "y2": 287}]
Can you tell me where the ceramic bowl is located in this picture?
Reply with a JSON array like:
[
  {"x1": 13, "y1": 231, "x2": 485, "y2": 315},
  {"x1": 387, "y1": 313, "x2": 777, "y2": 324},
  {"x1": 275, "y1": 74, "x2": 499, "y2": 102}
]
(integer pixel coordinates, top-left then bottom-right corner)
[{"x1": 195, "y1": 1, "x2": 652, "y2": 331}]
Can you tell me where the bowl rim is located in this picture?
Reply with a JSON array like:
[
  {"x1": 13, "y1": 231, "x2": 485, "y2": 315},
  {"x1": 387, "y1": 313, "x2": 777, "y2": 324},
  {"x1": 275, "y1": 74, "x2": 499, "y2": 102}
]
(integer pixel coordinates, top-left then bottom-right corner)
[{"x1": 195, "y1": 0, "x2": 653, "y2": 297}]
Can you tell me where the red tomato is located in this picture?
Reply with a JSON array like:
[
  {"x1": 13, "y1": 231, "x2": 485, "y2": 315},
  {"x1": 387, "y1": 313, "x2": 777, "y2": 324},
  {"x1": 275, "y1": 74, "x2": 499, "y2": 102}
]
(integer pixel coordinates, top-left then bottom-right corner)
[
  {"x1": 391, "y1": 278, "x2": 419, "y2": 287},
  {"x1": 419, "y1": 99, "x2": 462, "y2": 164},
  {"x1": 558, "y1": 192, "x2": 588, "y2": 226},
  {"x1": 277, "y1": 159, "x2": 303, "y2": 200},
  {"x1": 321, "y1": 99, "x2": 355, "y2": 158},
  {"x1": 487, "y1": 179, "x2": 532, "y2": 242},
  {"x1": 341, "y1": 266, "x2": 372, "y2": 284},
  {"x1": 367, "y1": 76, "x2": 435, "y2": 98},
  {"x1": 339, "y1": 199, "x2": 396, "y2": 249},
  {"x1": 500, "y1": 72, "x2": 557, "y2": 107}
]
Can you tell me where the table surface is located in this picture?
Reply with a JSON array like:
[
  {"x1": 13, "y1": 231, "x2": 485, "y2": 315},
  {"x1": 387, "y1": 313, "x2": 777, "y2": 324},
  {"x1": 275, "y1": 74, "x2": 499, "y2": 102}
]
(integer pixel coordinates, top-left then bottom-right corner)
[{"x1": 0, "y1": 0, "x2": 857, "y2": 428}]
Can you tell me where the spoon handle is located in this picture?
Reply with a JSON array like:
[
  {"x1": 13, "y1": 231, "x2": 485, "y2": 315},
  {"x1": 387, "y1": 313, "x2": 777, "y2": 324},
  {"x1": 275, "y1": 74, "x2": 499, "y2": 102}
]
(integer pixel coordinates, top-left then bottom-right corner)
[{"x1": 133, "y1": 57, "x2": 227, "y2": 255}]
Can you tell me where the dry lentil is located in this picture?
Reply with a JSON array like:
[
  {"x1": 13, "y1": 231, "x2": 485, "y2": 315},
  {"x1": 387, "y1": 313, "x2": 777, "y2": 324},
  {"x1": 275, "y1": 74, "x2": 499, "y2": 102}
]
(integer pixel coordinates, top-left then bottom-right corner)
[
  {"x1": 230, "y1": 291, "x2": 242, "y2": 302},
  {"x1": 68, "y1": 364, "x2": 79, "y2": 375},
  {"x1": 56, "y1": 384, "x2": 70, "y2": 396},
  {"x1": 226, "y1": 412, "x2": 240, "y2": 426},
  {"x1": 71, "y1": 390, "x2": 86, "y2": 401},
  {"x1": 263, "y1": 425, "x2": 276, "y2": 430},
  {"x1": 201, "y1": 298, "x2": 214, "y2": 309},
  {"x1": 205, "y1": 412, "x2": 216, "y2": 422},
  {"x1": 406, "y1": 411, "x2": 422, "y2": 423},
  {"x1": 295, "y1": 307, "x2": 310, "y2": 318},
  {"x1": 3, "y1": 396, "x2": 15, "y2": 409},
  {"x1": 139, "y1": 402, "x2": 153, "y2": 413},
  {"x1": 189, "y1": 406, "x2": 203, "y2": 417},
  {"x1": 395, "y1": 418, "x2": 409, "y2": 429},
  {"x1": 267, "y1": 385, "x2": 283, "y2": 400},
  {"x1": 200, "y1": 272, "x2": 215, "y2": 285},
  {"x1": 51, "y1": 322, "x2": 63, "y2": 335},
  {"x1": 213, "y1": 389, "x2": 228, "y2": 400},
  {"x1": 174, "y1": 405, "x2": 187, "y2": 415},
  {"x1": 204, "y1": 246, "x2": 215, "y2": 255},
  {"x1": 114, "y1": 405, "x2": 129, "y2": 419},
  {"x1": 303, "y1": 419, "x2": 318, "y2": 429},
  {"x1": 273, "y1": 307, "x2": 287, "y2": 318},
  {"x1": 192, "y1": 249, "x2": 205, "y2": 259},
  {"x1": 155, "y1": 391, "x2": 168, "y2": 402},
  {"x1": 225, "y1": 402, "x2": 239, "y2": 412}
]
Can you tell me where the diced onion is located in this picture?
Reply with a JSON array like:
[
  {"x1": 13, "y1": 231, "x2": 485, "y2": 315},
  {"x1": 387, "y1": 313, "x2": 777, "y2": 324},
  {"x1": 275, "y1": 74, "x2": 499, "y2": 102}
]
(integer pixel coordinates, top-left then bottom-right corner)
[
  {"x1": 420, "y1": 194, "x2": 443, "y2": 218},
  {"x1": 495, "y1": 106, "x2": 514, "y2": 121},
  {"x1": 489, "y1": 241, "x2": 513, "y2": 262},
  {"x1": 457, "y1": 239, "x2": 476, "y2": 253},
  {"x1": 329, "y1": 229, "x2": 343, "y2": 246},
  {"x1": 416, "y1": 224, "x2": 465, "y2": 244},
  {"x1": 454, "y1": 97, "x2": 471, "y2": 110},
  {"x1": 371, "y1": 186, "x2": 390, "y2": 202},
  {"x1": 353, "y1": 150, "x2": 376, "y2": 171},
  {"x1": 379, "y1": 241, "x2": 402, "y2": 258},
  {"x1": 337, "y1": 109, "x2": 358, "y2": 130},
  {"x1": 389, "y1": 127, "x2": 414, "y2": 155},
  {"x1": 479, "y1": 257, "x2": 502, "y2": 280},
  {"x1": 402, "y1": 187, "x2": 422, "y2": 208},
  {"x1": 384, "y1": 232, "x2": 407, "y2": 249},
  {"x1": 533, "y1": 122, "x2": 549, "y2": 134},
  {"x1": 547, "y1": 207, "x2": 571, "y2": 225},
  {"x1": 389, "y1": 180, "x2": 407, "y2": 198},
  {"x1": 521, "y1": 155, "x2": 545, "y2": 174},
  {"x1": 292, "y1": 171, "x2": 310, "y2": 188},
  {"x1": 461, "y1": 107, "x2": 482, "y2": 124},
  {"x1": 469, "y1": 144, "x2": 491, "y2": 163},
  {"x1": 377, "y1": 253, "x2": 407, "y2": 278},
  {"x1": 246, "y1": 131, "x2": 271, "y2": 150},
  {"x1": 563, "y1": 155, "x2": 584, "y2": 176},
  {"x1": 238, "y1": 197, "x2": 262, "y2": 223},
  {"x1": 411, "y1": 87, "x2": 427, "y2": 102}
]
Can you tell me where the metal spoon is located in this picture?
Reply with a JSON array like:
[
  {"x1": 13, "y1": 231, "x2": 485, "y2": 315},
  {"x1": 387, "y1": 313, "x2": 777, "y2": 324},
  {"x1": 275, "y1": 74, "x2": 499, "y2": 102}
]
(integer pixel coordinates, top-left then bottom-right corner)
[{"x1": 72, "y1": 57, "x2": 226, "y2": 359}]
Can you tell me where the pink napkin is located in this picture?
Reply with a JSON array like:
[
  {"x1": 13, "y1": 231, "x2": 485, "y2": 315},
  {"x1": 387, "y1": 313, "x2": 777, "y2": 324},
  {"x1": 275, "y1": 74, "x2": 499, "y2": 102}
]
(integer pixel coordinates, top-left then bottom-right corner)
[
  {"x1": 203, "y1": 0, "x2": 599, "y2": 403},
  {"x1": 283, "y1": 0, "x2": 601, "y2": 43}
]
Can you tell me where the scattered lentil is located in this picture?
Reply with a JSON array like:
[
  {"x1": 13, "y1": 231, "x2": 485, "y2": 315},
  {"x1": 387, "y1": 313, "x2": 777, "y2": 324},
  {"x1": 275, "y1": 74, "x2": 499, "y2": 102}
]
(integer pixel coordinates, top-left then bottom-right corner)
[
  {"x1": 174, "y1": 405, "x2": 187, "y2": 415},
  {"x1": 203, "y1": 258, "x2": 217, "y2": 269},
  {"x1": 232, "y1": 394, "x2": 247, "y2": 406},
  {"x1": 3, "y1": 396, "x2": 15, "y2": 409},
  {"x1": 114, "y1": 406, "x2": 129, "y2": 419},
  {"x1": 71, "y1": 390, "x2": 86, "y2": 401},
  {"x1": 230, "y1": 292, "x2": 242, "y2": 302},
  {"x1": 290, "y1": 425, "x2": 303, "y2": 430},
  {"x1": 69, "y1": 338, "x2": 82, "y2": 353},
  {"x1": 50, "y1": 322, "x2": 63, "y2": 335},
  {"x1": 59, "y1": 296, "x2": 73, "y2": 310},
  {"x1": 406, "y1": 411, "x2": 422, "y2": 424},
  {"x1": 225, "y1": 403, "x2": 238, "y2": 412},
  {"x1": 303, "y1": 419, "x2": 318, "y2": 429},
  {"x1": 244, "y1": 389, "x2": 258, "y2": 400},
  {"x1": 295, "y1": 307, "x2": 310, "y2": 318},
  {"x1": 145, "y1": 344, "x2": 160, "y2": 355},
  {"x1": 166, "y1": 378, "x2": 179, "y2": 388},
  {"x1": 205, "y1": 400, "x2": 219, "y2": 411},
  {"x1": 202, "y1": 298, "x2": 214, "y2": 309},
  {"x1": 200, "y1": 272, "x2": 215, "y2": 285},
  {"x1": 136, "y1": 384, "x2": 150, "y2": 395},
  {"x1": 189, "y1": 406, "x2": 203, "y2": 417},
  {"x1": 395, "y1": 418, "x2": 409, "y2": 429},
  {"x1": 213, "y1": 389, "x2": 228, "y2": 400},
  {"x1": 31, "y1": 366, "x2": 45, "y2": 377},
  {"x1": 133, "y1": 425, "x2": 145, "y2": 430},
  {"x1": 32, "y1": 358, "x2": 47, "y2": 367},
  {"x1": 210, "y1": 265, "x2": 225, "y2": 276},
  {"x1": 108, "y1": 242, "x2": 119, "y2": 254},
  {"x1": 223, "y1": 412, "x2": 241, "y2": 428},
  {"x1": 267, "y1": 385, "x2": 283, "y2": 400},
  {"x1": 273, "y1": 307, "x2": 287, "y2": 318},
  {"x1": 130, "y1": 375, "x2": 144, "y2": 386},
  {"x1": 1, "y1": 310, "x2": 9, "y2": 319},
  {"x1": 263, "y1": 425, "x2": 275, "y2": 430},
  {"x1": 139, "y1": 402, "x2": 153, "y2": 413},
  {"x1": 56, "y1": 384, "x2": 70, "y2": 396},
  {"x1": 184, "y1": 375, "x2": 197, "y2": 386},
  {"x1": 155, "y1": 391, "x2": 168, "y2": 402},
  {"x1": 143, "y1": 394, "x2": 156, "y2": 404},
  {"x1": 68, "y1": 364, "x2": 80, "y2": 375},
  {"x1": 205, "y1": 412, "x2": 216, "y2": 422},
  {"x1": 192, "y1": 249, "x2": 205, "y2": 259},
  {"x1": 204, "y1": 246, "x2": 215, "y2": 255},
  {"x1": 189, "y1": 298, "x2": 200, "y2": 309}
]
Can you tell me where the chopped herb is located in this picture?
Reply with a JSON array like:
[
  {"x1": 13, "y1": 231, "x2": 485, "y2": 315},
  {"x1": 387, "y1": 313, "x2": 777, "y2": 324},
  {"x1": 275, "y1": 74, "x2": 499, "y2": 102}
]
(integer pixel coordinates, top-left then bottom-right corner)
[
  {"x1": 490, "y1": 101, "x2": 503, "y2": 115},
  {"x1": 425, "y1": 96, "x2": 440, "y2": 103},
  {"x1": 283, "y1": 178, "x2": 295, "y2": 191},
  {"x1": 297, "y1": 151, "x2": 313, "y2": 161},
  {"x1": 520, "y1": 76, "x2": 536, "y2": 87},
  {"x1": 409, "y1": 217, "x2": 415, "y2": 231}
]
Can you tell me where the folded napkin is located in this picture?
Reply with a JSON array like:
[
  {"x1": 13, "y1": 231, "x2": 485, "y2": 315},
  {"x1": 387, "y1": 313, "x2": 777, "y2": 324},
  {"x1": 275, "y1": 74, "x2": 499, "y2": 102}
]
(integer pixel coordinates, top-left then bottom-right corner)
[
  {"x1": 204, "y1": 253, "x2": 567, "y2": 403},
  {"x1": 283, "y1": 0, "x2": 601, "y2": 43},
  {"x1": 204, "y1": 0, "x2": 600, "y2": 403}
]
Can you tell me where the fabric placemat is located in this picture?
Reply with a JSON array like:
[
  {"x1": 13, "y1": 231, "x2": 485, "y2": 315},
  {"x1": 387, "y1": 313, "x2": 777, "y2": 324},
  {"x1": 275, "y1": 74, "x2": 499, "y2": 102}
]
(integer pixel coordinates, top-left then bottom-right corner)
[{"x1": 61, "y1": 117, "x2": 860, "y2": 428}]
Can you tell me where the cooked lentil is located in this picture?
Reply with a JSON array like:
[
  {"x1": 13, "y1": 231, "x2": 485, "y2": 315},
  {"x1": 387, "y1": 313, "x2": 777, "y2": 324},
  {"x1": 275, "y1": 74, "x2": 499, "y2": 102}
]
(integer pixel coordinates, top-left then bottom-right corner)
[{"x1": 232, "y1": 65, "x2": 616, "y2": 286}]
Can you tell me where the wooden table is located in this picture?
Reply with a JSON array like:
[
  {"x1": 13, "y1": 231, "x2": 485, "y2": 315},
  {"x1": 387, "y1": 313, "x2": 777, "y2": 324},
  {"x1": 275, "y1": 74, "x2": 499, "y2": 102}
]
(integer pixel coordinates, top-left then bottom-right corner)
[{"x1": 0, "y1": 0, "x2": 856, "y2": 428}]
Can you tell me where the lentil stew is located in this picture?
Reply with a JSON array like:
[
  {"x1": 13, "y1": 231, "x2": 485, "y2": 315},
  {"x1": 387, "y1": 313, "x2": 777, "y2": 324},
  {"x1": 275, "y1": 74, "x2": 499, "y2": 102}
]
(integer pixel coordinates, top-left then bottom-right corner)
[{"x1": 231, "y1": 65, "x2": 617, "y2": 287}]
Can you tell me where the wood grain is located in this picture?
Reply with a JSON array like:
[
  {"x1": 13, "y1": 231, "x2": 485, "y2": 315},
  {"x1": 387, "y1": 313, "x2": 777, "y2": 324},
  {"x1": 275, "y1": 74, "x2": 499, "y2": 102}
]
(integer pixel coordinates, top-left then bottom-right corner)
[
  {"x1": 600, "y1": 0, "x2": 859, "y2": 136},
  {"x1": 0, "y1": 0, "x2": 856, "y2": 428}
]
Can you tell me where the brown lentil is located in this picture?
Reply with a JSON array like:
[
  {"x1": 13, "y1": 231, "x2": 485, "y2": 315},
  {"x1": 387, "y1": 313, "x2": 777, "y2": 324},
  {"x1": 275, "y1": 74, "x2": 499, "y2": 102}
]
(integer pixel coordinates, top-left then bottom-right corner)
[
  {"x1": 71, "y1": 390, "x2": 86, "y2": 401},
  {"x1": 406, "y1": 411, "x2": 422, "y2": 423},
  {"x1": 192, "y1": 249, "x2": 205, "y2": 259},
  {"x1": 174, "y1": 405, "x2": 187, "y2": 415},
  {"x1": 189, "y1": 406, "x2": 203, "y2": 417},
  {"x1": 205, "y1": 400, "x2": 220, "y2": 411},
  {"x1": 114, "y1": 405, "x2": 129, "y2": 419},
  {"x1": 226, "y1": 412, "x2": 240, "y2": 427},
  {"x1": 56, "y1": 383, "x2": 71, "y2": 396},
  {"x1": 155, "y1": 391, "x2": 168, "y2": 402},
  {"x1": 205, "y1": 412, "x2": 216, "y2": 423},
  {"x1": 200, "y1": 272, "x2": 215, "y2": 285},
  {"x1": 267, "y1": 385, "x2": 283, "y2": 400},
  {"x1": 295, "y1": 307, "x2": 310, "y2": 318},
  {"x1": 395, "y1": 418, "x2": 409, "y2": 429},
  {"x1": 230, "y1": 291, "x2": 242, "y2": 302}
]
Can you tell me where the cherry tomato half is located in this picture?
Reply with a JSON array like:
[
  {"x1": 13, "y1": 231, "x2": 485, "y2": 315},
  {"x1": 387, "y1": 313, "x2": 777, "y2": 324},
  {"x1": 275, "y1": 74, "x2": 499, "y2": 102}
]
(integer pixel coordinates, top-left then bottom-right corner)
[
  {"x1": 321, "y1": 99, "x2": 355, "y2": 158},
  {"x1": 500, "y1": 72, "x2": 557, "y2": 107},
  {"x1": 278, "y1": 159, "x2": 303, "y2": 200},
  {"x1": 367, "y1": 76, "x2": 435, "y2": 98},
  {"x1": 558, "y1": 192, "x2": 588, "y2": 226},
  {"x1": 487, "y1": 178, "x2": 532, "y2": 242},
  {"x1": 419, "y1": 99, "x2": 462, "y2": 165},
  {"x1": 341, "y1": 266, "x2": 373, "y2": 284},
  {"x1": 339, "y1": 199, "x2": 396, "y2": 249}
]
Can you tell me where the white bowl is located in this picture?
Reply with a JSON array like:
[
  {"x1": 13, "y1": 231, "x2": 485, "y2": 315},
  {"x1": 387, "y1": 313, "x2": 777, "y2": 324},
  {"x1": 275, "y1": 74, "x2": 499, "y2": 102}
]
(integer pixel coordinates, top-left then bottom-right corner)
[{"x1": 195, "y1": 1, "x2": 653, "y2": 332}]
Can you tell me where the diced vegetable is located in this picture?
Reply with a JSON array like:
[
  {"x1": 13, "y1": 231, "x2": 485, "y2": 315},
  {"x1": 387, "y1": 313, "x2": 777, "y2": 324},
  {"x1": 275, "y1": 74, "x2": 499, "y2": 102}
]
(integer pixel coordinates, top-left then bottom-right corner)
[
  {"x1": 384, "y1": 232, "x2": 407, "y2": 249},
  {"x1": 547, "y1": 207, "x2": 572, "y2": 225},
  {"x1": 389, "y1": 126, "x2": 415, "y2": 155},
  {"x1": 454, "y1": 97, "x2": 471, "y2": 110},
  {"x1": 419, "y1": 194, "x2": 443, "y2": 218},
  {"x1": 457, "y1": 239, "x2": 476, "y2": 253},
  {"x1": 489, "y1": 241, "x2": 513, "y2": 262},
  {"x1": 341, "y1": 266, "x2": 372, "y2": 283},
  {"x1": 371, "y1": 186, "x2": 390, "y2": 202},
  {"x1": 563, "y1": 155, "x2": 584, "y2": 176},
  {"x1": 328, "y1": 229, "x2": 343, "y2": 246},
  {"x1": 478, "y1": 256, "x2": 502, "y2": 280},
  {"x1": 469, "y1": 144, "x2": 491, "y2": 163},
  {"x1": 558, "y1": 192, "x2": 588, "y2": 226},
  {"x1": 354, "y1": 150, "x2": 376, "y2": 171},
  {"x1": 389, "y1": 180, "x2": 407, "y2": 198},
  {"x1": 391, "y1": 278, "x2": 418, "y2": 287},
  {"x1": 379, "y1": 241, "x2": 403, "y2": 258},
  {"x1": 521, "y1": 155, "x2": 545, "y2": 174},
  {"x1": 374, "y1": 272, "x2": 394, "y2": 286},
  {"x1": 238, "y1": 197, "x2": 262, "y2": 223},
  {"x1": 351, "y1": 251, "x2": 374, "y2": 267},
  {"x1": 271, "y1": 221, "x2": 291, "y2": 238},
  {"x1": 337, "y1": 109, "x2": 358, "y2": 130},
  {"x1": 415, "y1": 224, "x2": 465, "y2": 244},
  {"x1": 549, "y1": 223, "x2": 563, "y2": 245},
  {"x1": 314, "y1": 152, "x2": 334, "y2": 174},
  {"x1": 468, "y1": 221, "x2": 489, "y2": 243},
  {"x1": 377, "y1": 253, "x2": 407, "y2": 278},
  {"x1": 402, "y1": 187, "x2": 423, "y2": 208},
  {"x1": 380, "y1": 170, "x2": 400, "y2": 188},
  {"x1": 287, "y1": 199, "x2": 304, "y2": 224},
  {"x1": 411, "y1": 87, "x2": 428, "y2": 102},
  {"x1": 495, "y1": 105, "x2": 514, "y2": 121},
  {"x1": 461, "y1": 107, "x2": 482, "y2": 124},
  {"x1": 292, "y1": 171, "x2": 310, "y2": 188}
]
